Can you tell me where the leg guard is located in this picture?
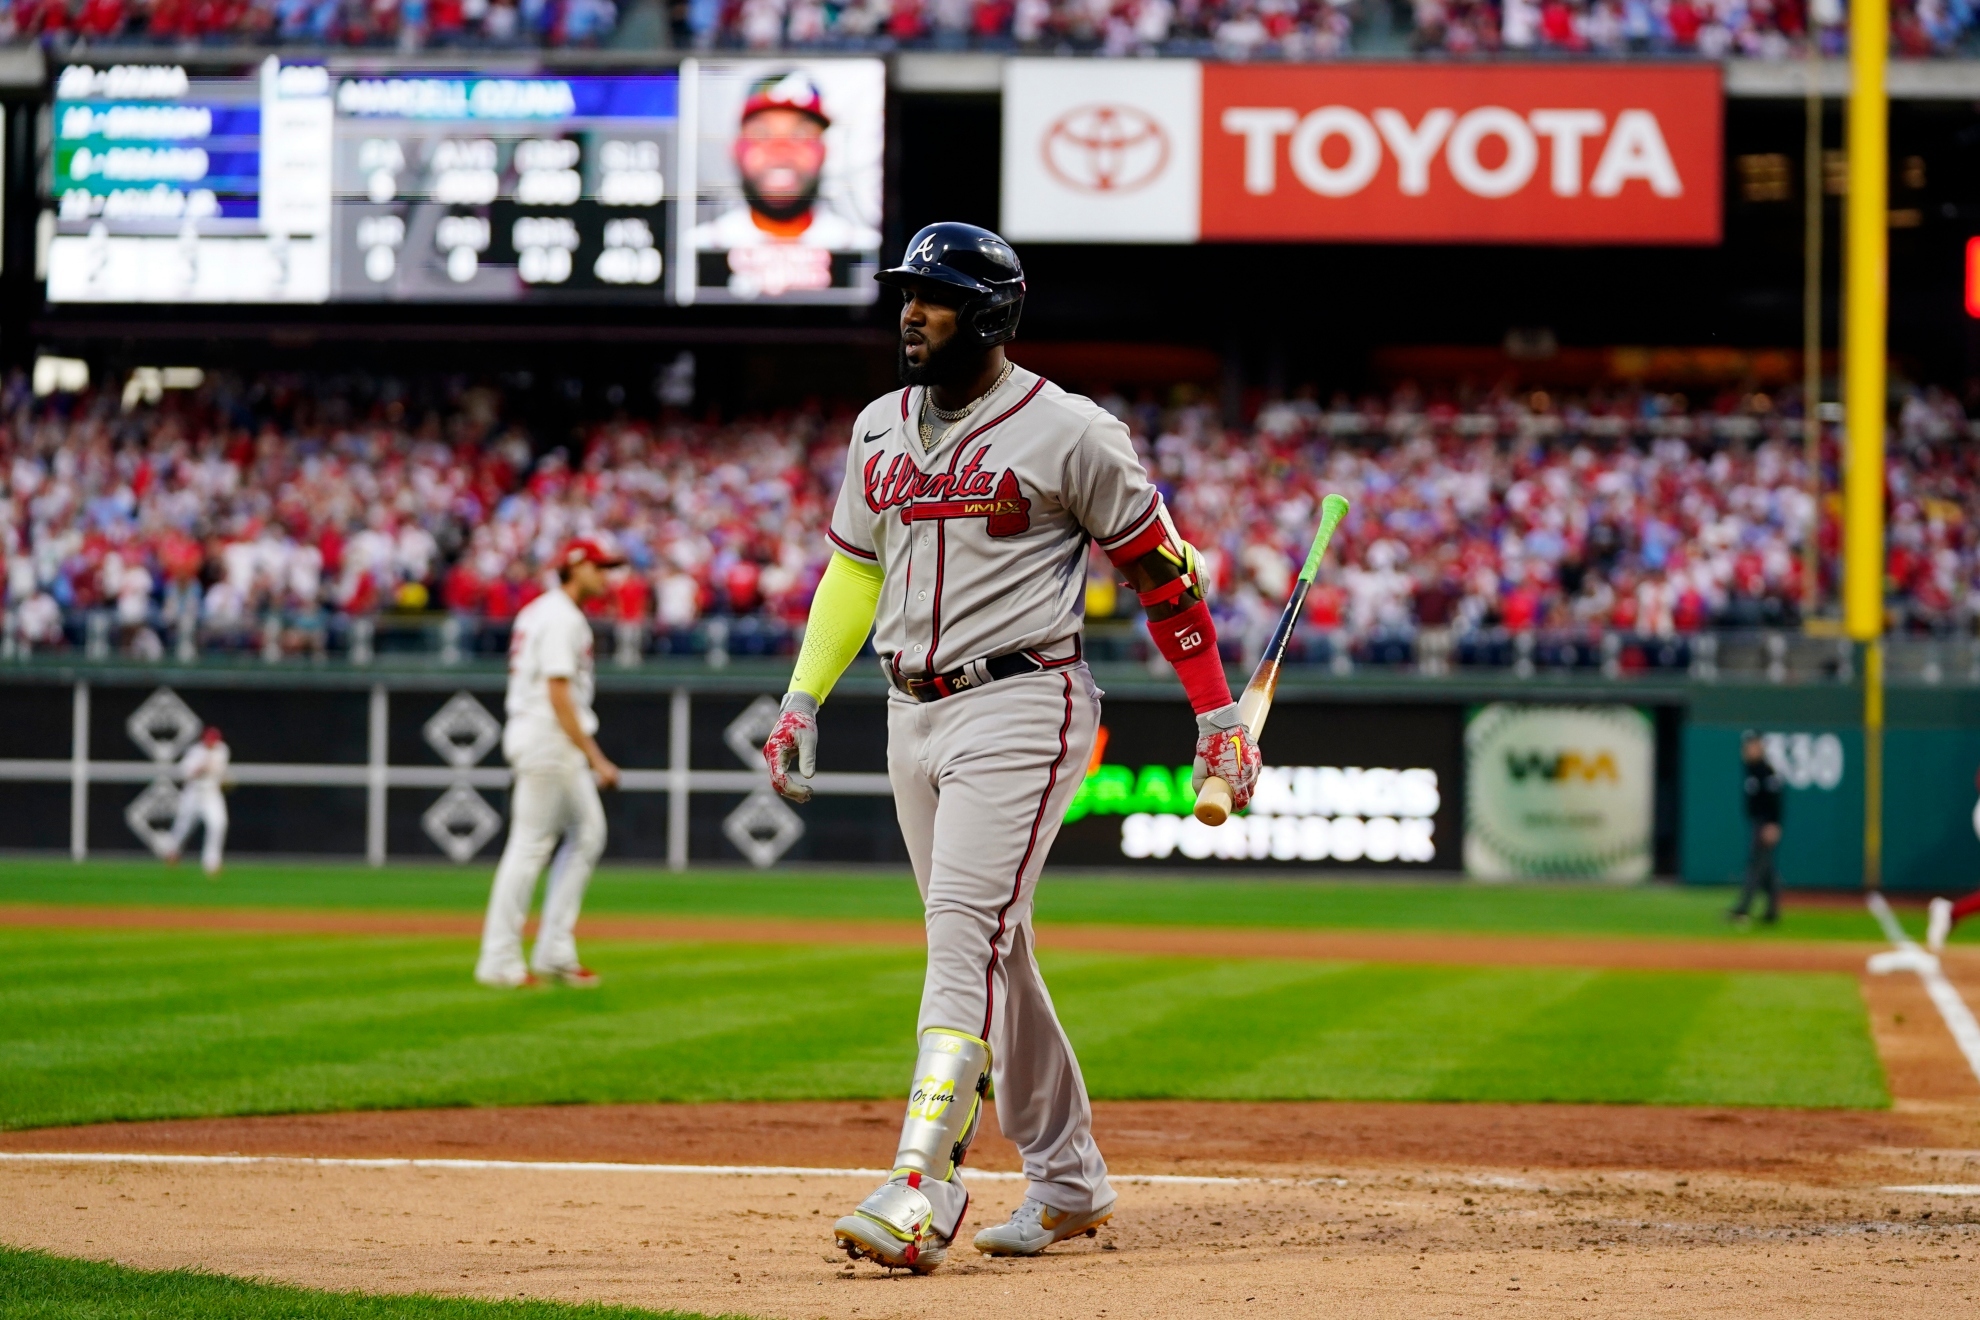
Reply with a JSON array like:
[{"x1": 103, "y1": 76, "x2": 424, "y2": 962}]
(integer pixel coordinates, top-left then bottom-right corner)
[{"x1": 893, "y1": 1027, "x2": 991, "y2": 1180}]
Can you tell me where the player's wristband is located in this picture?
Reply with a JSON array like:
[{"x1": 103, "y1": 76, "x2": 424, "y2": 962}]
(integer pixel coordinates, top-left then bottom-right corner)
[{"x1": 1145, "y1": 599, "x2": 1233, "y2": 715}]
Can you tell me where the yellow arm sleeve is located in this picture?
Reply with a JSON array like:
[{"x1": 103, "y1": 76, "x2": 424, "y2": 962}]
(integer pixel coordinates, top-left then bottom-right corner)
[{"x1": 788, "y1": 551, "x2": 885, "y2": 704}]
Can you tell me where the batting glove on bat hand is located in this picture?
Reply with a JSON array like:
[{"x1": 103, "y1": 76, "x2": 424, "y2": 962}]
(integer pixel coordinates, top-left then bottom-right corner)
[
  {"x1": 1192, "y1": 703, "x2": 1262, "y2": 811},
  {"x1": 764, "y1": 691, "x2": 819, "y2": 803}
]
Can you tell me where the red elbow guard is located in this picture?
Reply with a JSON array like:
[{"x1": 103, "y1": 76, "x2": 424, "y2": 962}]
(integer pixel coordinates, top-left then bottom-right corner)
[{"x1": 1146, "y1": 599, "x2": 1233, "y2": 714}]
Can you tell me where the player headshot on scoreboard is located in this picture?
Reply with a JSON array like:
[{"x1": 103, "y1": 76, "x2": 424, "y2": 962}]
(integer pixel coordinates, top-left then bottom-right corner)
[{"x1": 690, "y1": 64, "x2": 883, "y2": 301}]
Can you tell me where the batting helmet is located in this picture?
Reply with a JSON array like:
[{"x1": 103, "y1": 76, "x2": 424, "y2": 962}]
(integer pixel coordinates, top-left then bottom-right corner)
[{"x1": 876, "y1": 222, "x2": 1025, "y2": 347}]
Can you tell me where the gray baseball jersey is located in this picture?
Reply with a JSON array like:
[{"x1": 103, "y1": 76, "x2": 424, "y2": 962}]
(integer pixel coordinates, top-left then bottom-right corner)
[{"x1": 828, "y1": 365, "x2": 1164, "y2": 678}]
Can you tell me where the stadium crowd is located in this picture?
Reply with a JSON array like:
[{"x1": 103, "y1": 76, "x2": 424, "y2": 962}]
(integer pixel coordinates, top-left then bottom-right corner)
[
  {"x1": 0, "y1": 0, "x2": 620, "y2": 46},
  {"x1": 4, "y1": 0, "x2": 1975, "y2": 52},
  {"x1": 694, "y1": 0, "x2": 1973, "y2": 58},
  {"x1": 2, "y1": 369, "x2": 1976, "y2": 666}
]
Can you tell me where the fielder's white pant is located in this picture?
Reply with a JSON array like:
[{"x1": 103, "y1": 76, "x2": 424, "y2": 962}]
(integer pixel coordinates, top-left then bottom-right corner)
[
  {"x1": 168, "y1": 784, "x2": 227, "y2": 875},
  {"x1": 887, "y1": 664, "x2": 1115, "y2": 1215},
  {"x1": 476, "y1": 756, "x2": 607, "y2": 982}
]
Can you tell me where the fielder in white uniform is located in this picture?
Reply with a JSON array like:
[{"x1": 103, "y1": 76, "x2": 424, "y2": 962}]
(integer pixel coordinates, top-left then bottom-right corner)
[
  {"x1": 165, "y1": 726, "x2": 230, "y2": 876},
  {"x1": 475, "y1": 538, "x2": 623, "y2": 990},
  {"x1": 764, "y1": 223, "x2": 1263, "y2": 1273}
]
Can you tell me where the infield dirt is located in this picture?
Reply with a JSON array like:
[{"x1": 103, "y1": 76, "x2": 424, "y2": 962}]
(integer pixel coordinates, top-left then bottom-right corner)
[{"x1": 5, "y1": 1114, "x2": 1979, "y2": 1320}]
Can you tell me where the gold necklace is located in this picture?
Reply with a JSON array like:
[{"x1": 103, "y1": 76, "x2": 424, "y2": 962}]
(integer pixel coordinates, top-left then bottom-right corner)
[{"x1": 919, "y1": 362, "x2": 1014, "y2": 452}]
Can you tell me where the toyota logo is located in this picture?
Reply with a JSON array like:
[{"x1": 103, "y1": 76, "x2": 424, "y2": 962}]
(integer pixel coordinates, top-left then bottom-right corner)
[{"x1": 1041, "y1": 104, "x2": 1170, "y2": 194}]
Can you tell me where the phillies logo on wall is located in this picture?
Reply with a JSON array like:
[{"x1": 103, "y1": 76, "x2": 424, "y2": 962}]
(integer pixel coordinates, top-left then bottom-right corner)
[{"x1": 1042, "y1": 104, "x2": 1172, "y2": 194}]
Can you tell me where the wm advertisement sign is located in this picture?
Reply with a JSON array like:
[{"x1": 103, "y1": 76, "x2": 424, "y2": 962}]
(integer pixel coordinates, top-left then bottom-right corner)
[{"x1": 1464, "y1": 704, "x2": 1653, "y2": 881}]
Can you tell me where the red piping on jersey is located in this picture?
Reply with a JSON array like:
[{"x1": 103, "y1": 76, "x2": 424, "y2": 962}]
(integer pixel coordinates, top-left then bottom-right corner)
[
  {"x1": 1098, "y1": 492, "x2": 1162, "y2": 551},
  {"x1": 826, "y1": 528, "x2": 877, "y2": 561},
  {"x1": 956, "y1": 377, "x2": 1046, "y2": 450},
  {"x1": 900, "y1": 388, "x2": 912, "y2": 422},
  {"x1": 981, "y1": 671, "x2": 1074, "y2": 1041},
  {"x1": 920, "y1": 376, "x2": 1045, "y2": 675},
  {"x1": 927, "y1": 521, "x2": 948, "y2": 673}
]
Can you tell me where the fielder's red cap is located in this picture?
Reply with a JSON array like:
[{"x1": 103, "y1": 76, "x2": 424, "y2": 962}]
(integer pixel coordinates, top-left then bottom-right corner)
[{"x1": 558, "y1": 537, "x2": 626, "y2": 570}]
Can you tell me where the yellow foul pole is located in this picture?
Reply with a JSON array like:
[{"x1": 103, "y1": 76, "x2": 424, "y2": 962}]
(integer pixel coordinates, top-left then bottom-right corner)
[{"x1": 1844, "y1": 0, "x2": 1888, "y2": 889}]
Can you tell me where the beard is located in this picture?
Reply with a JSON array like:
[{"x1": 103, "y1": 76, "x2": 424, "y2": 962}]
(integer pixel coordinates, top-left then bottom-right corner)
[
  {"x1": 741, "y1": 174, "x2": 821, "y2": 224},
  {"x1": 898, "y1": 329, "x2": 982, "y2": 388}
]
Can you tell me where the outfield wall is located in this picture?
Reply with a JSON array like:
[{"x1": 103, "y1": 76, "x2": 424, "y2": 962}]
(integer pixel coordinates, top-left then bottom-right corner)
[{"x1": 0, "y1": 662, "x2": 1969, "y2": 891}]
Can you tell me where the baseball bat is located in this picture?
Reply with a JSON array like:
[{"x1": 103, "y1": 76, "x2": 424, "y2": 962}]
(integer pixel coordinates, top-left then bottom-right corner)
[{"x1": 1193, "y1": 492, "x2": 1352, "y2": 827}]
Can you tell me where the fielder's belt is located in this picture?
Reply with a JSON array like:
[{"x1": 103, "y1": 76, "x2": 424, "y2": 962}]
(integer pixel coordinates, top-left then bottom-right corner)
[{"x1": 887, "y1": 639, "x2": 1079, "y2": 703}]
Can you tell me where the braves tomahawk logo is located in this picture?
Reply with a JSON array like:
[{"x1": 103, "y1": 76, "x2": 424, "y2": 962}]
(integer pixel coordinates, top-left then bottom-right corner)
[{"x1": 864, "y1": 445, "x2": 1031, "y2": 538}]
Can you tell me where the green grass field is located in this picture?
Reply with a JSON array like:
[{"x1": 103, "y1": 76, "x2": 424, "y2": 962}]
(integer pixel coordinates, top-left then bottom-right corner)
[
  {"x1": 0, "y1": 1247, "x2": 717, "y2": 1320},
  {"x1": 0, "y1": 927, "x2": 1888, "y2": 1131},
  {"x1": 0, "y1": 859, "x2": 1934, "y2": 943}
]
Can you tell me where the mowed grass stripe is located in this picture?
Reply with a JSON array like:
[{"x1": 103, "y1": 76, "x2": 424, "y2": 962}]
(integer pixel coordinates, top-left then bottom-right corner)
[
  {"x1": 0, "y1": 930, "x2": 1887, "y2": 1130},
  {"x1": 0, "y1": 859, "x2": 1913, "y2": 943},
  {"x1": 0, "y1": 1246, "x2": 722, "y2": 1320},
  {"x1": 1, "y1": 937, "x2": 921, "y2": 1121}
]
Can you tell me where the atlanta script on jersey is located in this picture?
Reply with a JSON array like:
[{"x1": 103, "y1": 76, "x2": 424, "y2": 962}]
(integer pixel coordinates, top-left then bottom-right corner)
[{"x1": 828, "y1": 365, "x2": 1164, "y2": 678}]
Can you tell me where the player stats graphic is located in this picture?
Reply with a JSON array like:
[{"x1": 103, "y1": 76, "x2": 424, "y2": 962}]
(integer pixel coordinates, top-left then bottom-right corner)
[
  {"x1": 47, "y1": 59, "x2": 333, "y2": 304},
  {"x1": 330, "y1": 71, "x2": 677, "y2": 303},
  {"x1": 678, "y1": 59, "x2": 884, "y2": 306}
]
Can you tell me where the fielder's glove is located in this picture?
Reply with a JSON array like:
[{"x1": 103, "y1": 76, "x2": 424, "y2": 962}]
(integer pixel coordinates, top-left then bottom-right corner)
[
  {"x1": 1192, "y1": 702, "x2": 1262, "y2": 812},
  {"x1": 764, "y1": 691, "x2": 819, "y2": 803}
]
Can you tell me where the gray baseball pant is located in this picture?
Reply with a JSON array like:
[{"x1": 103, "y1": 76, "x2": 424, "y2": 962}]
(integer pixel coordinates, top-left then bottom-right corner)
[{"x1": 886, "y1": 664, "x2": 1115, "y2": 1216}]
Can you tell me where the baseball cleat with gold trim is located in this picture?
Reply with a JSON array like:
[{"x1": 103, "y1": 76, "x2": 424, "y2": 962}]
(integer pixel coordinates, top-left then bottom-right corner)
[
  {"x1": 972, "y1": 1197, "x2": 1114, "y2": 1256},
  {"x1": 833, "y1": 1175, "x2": 952, "y2": 1273}
]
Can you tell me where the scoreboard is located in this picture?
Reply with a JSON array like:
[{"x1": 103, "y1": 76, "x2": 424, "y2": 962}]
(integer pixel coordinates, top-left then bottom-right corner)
[{"x1": 45, "y1": 57, "x2": 884, "y2": 308}]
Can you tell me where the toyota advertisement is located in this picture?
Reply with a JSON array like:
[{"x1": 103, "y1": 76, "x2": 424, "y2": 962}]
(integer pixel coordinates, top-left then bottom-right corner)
[{"x1": 1003, "y1": 60, "x2": 1721, "y2": 245}]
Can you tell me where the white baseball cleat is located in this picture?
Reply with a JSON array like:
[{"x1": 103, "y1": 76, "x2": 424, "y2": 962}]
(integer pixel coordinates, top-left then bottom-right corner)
[
  {"x1": 1928, "y1": 897, "x2": 1954, "y2": 954},
  {"x1": 972, "y1": 1197, "x2": 1114, "y2": 1256},
  {"x1": 833, "y1": 1175, "x2": 950, "y2": 1273}
]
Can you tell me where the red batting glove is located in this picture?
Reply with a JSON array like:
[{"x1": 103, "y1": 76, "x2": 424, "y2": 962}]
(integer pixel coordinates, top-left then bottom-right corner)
[
  {"x1": 1191, "y1": 704, "x2": 1261, "y2": 811},
  {"x1": 763, "y1": 692, "x2": 819, "y2": 803}
]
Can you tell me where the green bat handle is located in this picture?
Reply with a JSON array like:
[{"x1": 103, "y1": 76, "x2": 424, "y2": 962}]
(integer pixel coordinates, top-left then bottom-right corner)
[{"x1": 1298, "y1": 493, "x2": 1352, "y2": 584}]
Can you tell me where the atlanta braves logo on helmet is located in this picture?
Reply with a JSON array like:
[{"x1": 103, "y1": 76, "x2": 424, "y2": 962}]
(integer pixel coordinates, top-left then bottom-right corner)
[{"x1": 907, "y1": 233, "x2": 938, "y2": 264}]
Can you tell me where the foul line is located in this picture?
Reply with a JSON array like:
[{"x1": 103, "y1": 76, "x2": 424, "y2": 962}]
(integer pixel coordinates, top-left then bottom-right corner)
[
  {"x1": 1865, "y1": 893, "x2": 1980, "y2": 1085},
  {"x1": 0, "y1": 1151, "x2": 1247, "y2": 1186},
  {"x1": 1882, "y1": 1184, "x2": 1980, "y2": 1196}
]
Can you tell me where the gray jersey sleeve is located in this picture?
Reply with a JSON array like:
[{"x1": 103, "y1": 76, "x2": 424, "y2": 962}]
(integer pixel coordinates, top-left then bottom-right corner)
[
  {"x1": 1062, "y1": 410, "x2": 1164, "y2": 558},
  {"x1": 827, "y1": 419, "x2": 882, "y2": 565}
]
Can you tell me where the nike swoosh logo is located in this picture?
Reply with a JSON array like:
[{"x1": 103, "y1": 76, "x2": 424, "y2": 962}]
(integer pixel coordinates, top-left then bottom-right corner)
[
  {"x1": 862, "y1": 429, "x2": 889, "y2": 444},
  {"x1": 1039, "y1": 1208, "x2": 1069, "y2": 1231}
]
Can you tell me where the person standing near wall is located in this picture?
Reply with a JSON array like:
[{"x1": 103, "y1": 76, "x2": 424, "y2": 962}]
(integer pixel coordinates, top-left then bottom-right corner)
[
  {"x1": 475, "y1": 538, "x2": 622, "y2": 990},
  {"x1": 164, "y1": 726, "x2": 230, "y2": 877},
  {"x1": 1728, "y1": 730, "x2": 1784, "y2": 926}
]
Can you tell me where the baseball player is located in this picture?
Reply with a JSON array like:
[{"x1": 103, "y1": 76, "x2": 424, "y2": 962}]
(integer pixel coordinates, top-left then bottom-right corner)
[
  {"x1": 763, "y1": 222, "x2": 1261, "y2": 1273},
  {"x1": 164, "y1": 725, "x2": 230, "y2": 876},
  {"x1": 474, "y1": 538, "x2": 623, "y2": 990}
]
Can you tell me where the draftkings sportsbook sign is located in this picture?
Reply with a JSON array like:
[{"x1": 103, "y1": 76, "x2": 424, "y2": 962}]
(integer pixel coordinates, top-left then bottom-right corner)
[{"x1": 1052, "y1": 700, "x2": 1463, "y2": 870}]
